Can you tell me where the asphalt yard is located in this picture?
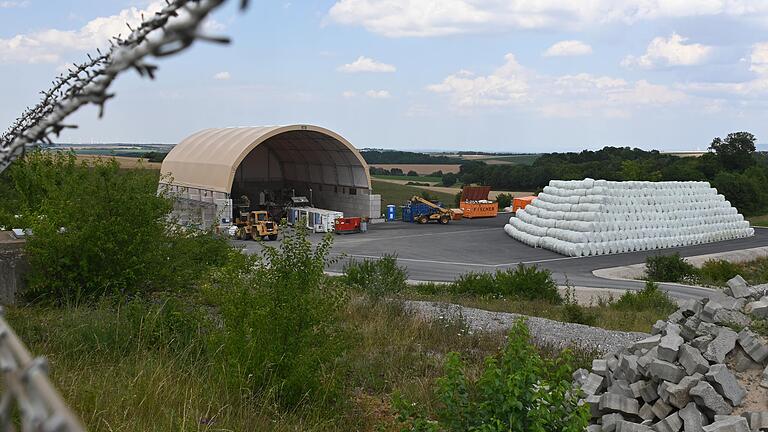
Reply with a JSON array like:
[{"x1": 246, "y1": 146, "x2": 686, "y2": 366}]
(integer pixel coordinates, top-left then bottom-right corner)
[{"x1": 236, "y1": 214, "x2": 768, "y2": 299}]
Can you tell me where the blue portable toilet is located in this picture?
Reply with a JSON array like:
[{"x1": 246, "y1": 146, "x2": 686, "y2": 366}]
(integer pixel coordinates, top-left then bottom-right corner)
[{"x1": 386, "y1": 205, "x2": 396, "y2": 221}]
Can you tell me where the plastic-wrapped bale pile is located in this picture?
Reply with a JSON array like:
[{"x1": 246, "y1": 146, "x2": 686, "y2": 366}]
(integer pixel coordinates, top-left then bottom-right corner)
[
  {"x1": 577, "y1": 276, "x2": 768, "y2": 432},
  {"x1": 504, "y1": 179, "x2": 754, "y2": 257}
]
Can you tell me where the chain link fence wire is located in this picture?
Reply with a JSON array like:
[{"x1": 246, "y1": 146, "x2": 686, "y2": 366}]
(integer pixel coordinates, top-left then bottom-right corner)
[{"x1": 0, "y1": 1, "x2": 245, "y2": 430}]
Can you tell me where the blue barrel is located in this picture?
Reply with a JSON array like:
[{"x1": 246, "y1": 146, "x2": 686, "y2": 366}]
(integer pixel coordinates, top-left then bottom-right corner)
[{"x1": 386, "y1": 205, "x2": 396, "y2": 221}]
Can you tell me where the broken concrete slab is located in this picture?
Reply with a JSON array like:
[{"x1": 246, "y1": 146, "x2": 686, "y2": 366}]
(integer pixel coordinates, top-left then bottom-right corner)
[
  {"x1": 713, "y1": 309, "x2": 751, "y2": 327},
  {"x1": 608, "y1": 380, "x2": 635, "y2": 399},
  {"x1": 745, "y1": 299, "x2": 768, "y2": 319},
  {"x1": 594, "y1": 359, "x2": 609, "y2": 377},
  {"x1": 652, "y1": 320, "x2": 668, "y2": 335},
  {"x1": 649, "y1": 359, "x2": 687, "y2": 383},
  {"x1": 658, "y1": 332, "x2": 685, "y2": 363},
  {"x1": 600, "y1": 393, "x2": 640, "y2": 416},
  {"x1": 619, "y1": 354, "x2": 641, "y2": 382},
  {"x1": 651, "y1": 399, "x2": 673, "y2": 421},
  {"x1": 702, "y1": 415, "x2": 749, "y2": 432},
  {"x1": 636, "y1": 381, "x2": 659, "y2": 404},
  {"x1": 616, "y1": 421, "x2": 653, "y2": 432},
  {"x1": 681, "y1": 317, "x2": 700, "y2": 342},
  {"x1": 652, "y1": 412, "x2": 682, "y2": 432},
  {"x1": 693, "y1": 334, "x2": 715, "y2": 352},
  {"x1": 706, "y1": 364, "x2": 746, "y2": 406},
  {"x1": 730, "y1": 346, "x2": 762, "y2": 373},
  {"x1": 690, "y1": 381, "x2": 733, "y2": 416},
  {"x1": 583, "y1": 373, "x2": 605, "y2": 396},
  {"x1": 741, "y1": 412, "x2": 768, "y2": 432},
  {"x1": 634, "y1": 335, "x2": 662, "y2": 351},
  {"x1": 602, "y1": 413, "x2": 624, "y2": 432},
  {"x1": 639, "y1": 403, "x2": 655, "y2": 421},
  {"x1": 679, "y1": 343, "x2": 709, "y2": 375},
  {"x1": 701, "y1": 301, "x2": 724, "y2": 323},
  {"x1": 679, "y1": 402, "x2": 708, "y2": 432},
  {"x1": 666, "y1": 374, "x2": 702, "y2": 409},
  {"x1": 703, "y1": 328, "x2": 738, "y2": 364},
  {"x1": 726, "y1": 275, "x2": 753, "y2": 299},
  {"x1": 737, "y1": 328, "x2": 768, "y2": 363}
]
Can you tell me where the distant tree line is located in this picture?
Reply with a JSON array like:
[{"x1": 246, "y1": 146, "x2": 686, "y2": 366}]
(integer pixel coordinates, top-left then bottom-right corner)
[
  {"x1": 361, "y1": 150, "x2": 461, "y2": 164},
  {"x1": 452, "y1": 132, "x2": 768, "y2": 215}
]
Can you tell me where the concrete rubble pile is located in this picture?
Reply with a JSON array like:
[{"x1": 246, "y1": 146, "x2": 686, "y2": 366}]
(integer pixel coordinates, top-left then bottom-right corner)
[
  {"x1": 575, "y1": 276, "x2": 768, "y2": 432},
  {"x1": 504, "y1": 179, "x2": 753, "y2": 257}
]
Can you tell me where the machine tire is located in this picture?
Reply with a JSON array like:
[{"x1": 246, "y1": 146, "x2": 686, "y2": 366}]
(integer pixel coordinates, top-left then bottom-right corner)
[
  {"x1": 439, "y1": 215, "x2": 450, "y2": 224},
  {"x1": 417, "y1": 215, "x2": 428, "y2": 224},
  {"x1": 268, "y1": 234, "x2": 278, "y2": 241}
]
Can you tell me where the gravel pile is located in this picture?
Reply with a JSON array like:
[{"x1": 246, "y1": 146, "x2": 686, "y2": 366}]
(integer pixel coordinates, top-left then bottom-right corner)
[{"x1": 404, "y1": 300, "x2": 648, "y2": 355}]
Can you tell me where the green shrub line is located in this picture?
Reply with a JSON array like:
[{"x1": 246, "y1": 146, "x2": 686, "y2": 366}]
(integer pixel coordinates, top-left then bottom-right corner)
[{"x1": 644, "y1": 253, "x2": 768, "y2": 287}]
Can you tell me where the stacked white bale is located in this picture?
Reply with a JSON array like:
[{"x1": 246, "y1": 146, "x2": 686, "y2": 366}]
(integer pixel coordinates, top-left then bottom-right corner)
[{"x1": 505, "y1": 178, "x2": 754, "y2": 256}]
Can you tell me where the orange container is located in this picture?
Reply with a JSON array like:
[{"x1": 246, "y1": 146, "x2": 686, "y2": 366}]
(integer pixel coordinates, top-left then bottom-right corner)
[
  {"x1": 459, "y1": 186, "x2": 498, "y2": 218},
  {"x1": 512, "y1": 196, "x2": 537, "y2": 212}
]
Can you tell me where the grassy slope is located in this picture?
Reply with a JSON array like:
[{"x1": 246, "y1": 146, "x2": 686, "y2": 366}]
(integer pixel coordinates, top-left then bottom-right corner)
[
  {"x1": 8, "y1": 299, "x2": 505, "y2": 431},
  {"x1": 372, "y1": 179, "x2": 456, "y2": 207}
]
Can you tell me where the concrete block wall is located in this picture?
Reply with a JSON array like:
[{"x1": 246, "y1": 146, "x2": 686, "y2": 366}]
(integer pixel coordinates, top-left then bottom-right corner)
[{"x1": 313, "y1": 187, "x2": 379, "y2": 219}]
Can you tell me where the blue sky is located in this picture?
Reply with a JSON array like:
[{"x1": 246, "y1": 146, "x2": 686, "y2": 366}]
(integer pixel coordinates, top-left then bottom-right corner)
[{"x1": 2, "y1": 0, "x2": 768, "y2": 152}]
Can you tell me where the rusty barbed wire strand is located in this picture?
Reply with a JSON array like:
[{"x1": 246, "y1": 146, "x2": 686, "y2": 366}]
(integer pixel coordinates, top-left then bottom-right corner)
[{"x1": 0, "y1": 0, "x2": 248, "y2": 174}]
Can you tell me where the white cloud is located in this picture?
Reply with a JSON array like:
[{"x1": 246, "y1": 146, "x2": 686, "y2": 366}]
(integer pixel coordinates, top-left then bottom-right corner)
[
  {"x1": 426, "y1": 54, "x2": 530, "y2": 107},
  {"x1": 749, "y1": 42, "x2": 768, "y2": 75},
  {"x1": 365, "y1": 89, "x2": 391, "y2": 98},
  {"x1": 543, "y1": 40, "x2": 592, "y2": 57},
  {"x1": 677, "y1": 42, "x2": 768, "y2": 97},
  {"x1": 0, "y1": 1, "x2": 28, "y2": 7},
  {"x1": 622, "y1": 33, "x2": 712, "y2": 69},
  {"x1": 328, "y1": 0, "x2": 768, "y2": 37},
  {"x1": 0, "y1": 2, "x2": 223, "y2": 64},
  {"x1": 338, "y1": 56, "x2": 396, "y2": 73},
  {"x1": 213, "y1": 71, "x2": 231, "y2": 80},
  {"x1": 428, "y1": 53, "x2": 687, "y2": 117},
  {"x1": 342, "y1": 90, "x2": 357, "y2": 98}
]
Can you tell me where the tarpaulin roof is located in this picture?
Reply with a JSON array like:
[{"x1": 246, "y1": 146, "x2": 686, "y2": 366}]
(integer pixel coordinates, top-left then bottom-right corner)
[{"x1": 160, "y1": 125, "x2": 371, "y2": 193}]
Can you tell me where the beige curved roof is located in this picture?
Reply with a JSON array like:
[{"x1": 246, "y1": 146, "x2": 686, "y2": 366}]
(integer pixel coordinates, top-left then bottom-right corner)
[{"x1": 161, "y1": 125, "x2": 371, "y2": 193}]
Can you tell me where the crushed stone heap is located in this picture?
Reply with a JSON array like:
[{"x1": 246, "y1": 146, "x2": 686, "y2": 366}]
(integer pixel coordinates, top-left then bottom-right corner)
[
  {"x1": 575, "y1": 276, "x2": 768, "y2": 432},
  {"x1": 504, "y1": 179, "x2": 754, "y2": 257}
]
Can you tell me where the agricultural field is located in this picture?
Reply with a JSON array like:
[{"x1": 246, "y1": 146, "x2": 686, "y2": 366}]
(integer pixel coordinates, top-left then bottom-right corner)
[
  {"x1": 369, "y1": 164, "x2": 462, "y2": 175},
  {"x1": 457, "y1": 154, "x2": 540, "y2": 165},
  {"x1": 75, "y1": 154, "x2": 162, "y2": 170},
  {"x1": 372, "y1": 179, "x2": 456, "y2": 207},
  {"x1": 371, "y1": 174, "x2": 442, "y2": 183}
]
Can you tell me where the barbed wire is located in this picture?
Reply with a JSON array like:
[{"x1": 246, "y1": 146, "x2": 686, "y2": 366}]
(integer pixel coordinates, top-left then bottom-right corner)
[
  {"x1": 0, "y1": 0, "x2": 247, "y2": 174},
  {"x1": 0, "y1": 1, "x2": 246, "y2": 430}
]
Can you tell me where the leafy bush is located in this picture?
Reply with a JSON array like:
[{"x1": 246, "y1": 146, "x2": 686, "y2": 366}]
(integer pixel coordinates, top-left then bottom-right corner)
[
  {"x1": 206, "y1": 225, "x2": 348, "y2": 407},
  {"x1": 449, "y1": 266, "x2": 562, "y2": 303},
  {"x1": 344, "y1": 254, "x2": 408, "y2": 299},
  {"x1": 645, "y1": 253, "x2": 697, "y2": 283},
  {"x1": 396, "y1": 320, "x2": 589, "y2": 431},
  {"x1": 406, "y1": 181, "x2": 430, "y2": 186},
  {"x1": 10, "y1": 152, "x2": 230, "y2": 304},
  {"x1": 495, "y1": 192, "x2": 513, "y2": 210},
  {"x1": 613, "y1": 281, "x2": 677, "y2": 315},
  {"x1": 699, "y1": 259, "x2": 740, "y2": 285},
  {"x1": 407, "y1": 170, "x2": 419, "y2": 177},
  {"x1": 560, "y1": 286, "x2": 597, "y2": 326}
]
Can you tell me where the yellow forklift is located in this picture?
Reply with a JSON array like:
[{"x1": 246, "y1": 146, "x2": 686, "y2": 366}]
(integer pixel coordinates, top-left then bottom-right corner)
[{"x1": 234, "y1": 210, "x2": 279, "y2": 241}]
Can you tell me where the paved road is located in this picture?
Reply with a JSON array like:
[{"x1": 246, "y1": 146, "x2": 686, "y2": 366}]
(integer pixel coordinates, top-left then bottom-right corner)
[{"x1": 236, "y1": 214, "x2": 768, "y2": 299}]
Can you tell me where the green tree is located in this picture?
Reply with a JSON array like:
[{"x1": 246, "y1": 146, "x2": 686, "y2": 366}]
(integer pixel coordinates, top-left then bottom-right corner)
[
  {"x1": 9, "y1": 151, "x2": 229, "y2": 304},
  {"x1": 407, "y1": 170, "x2": 419, "y2": 177},
  {"x1": 709, "y1": 131, "x2": 757, "y2": 171},
  {"x1": 442, "y1": 172, "x2": 458, "y2": 187}
]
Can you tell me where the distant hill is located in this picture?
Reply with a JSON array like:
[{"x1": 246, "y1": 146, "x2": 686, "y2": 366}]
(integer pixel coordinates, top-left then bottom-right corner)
[{"x1": 361, "y1": 149, "x2": 462, "y2": 164}]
